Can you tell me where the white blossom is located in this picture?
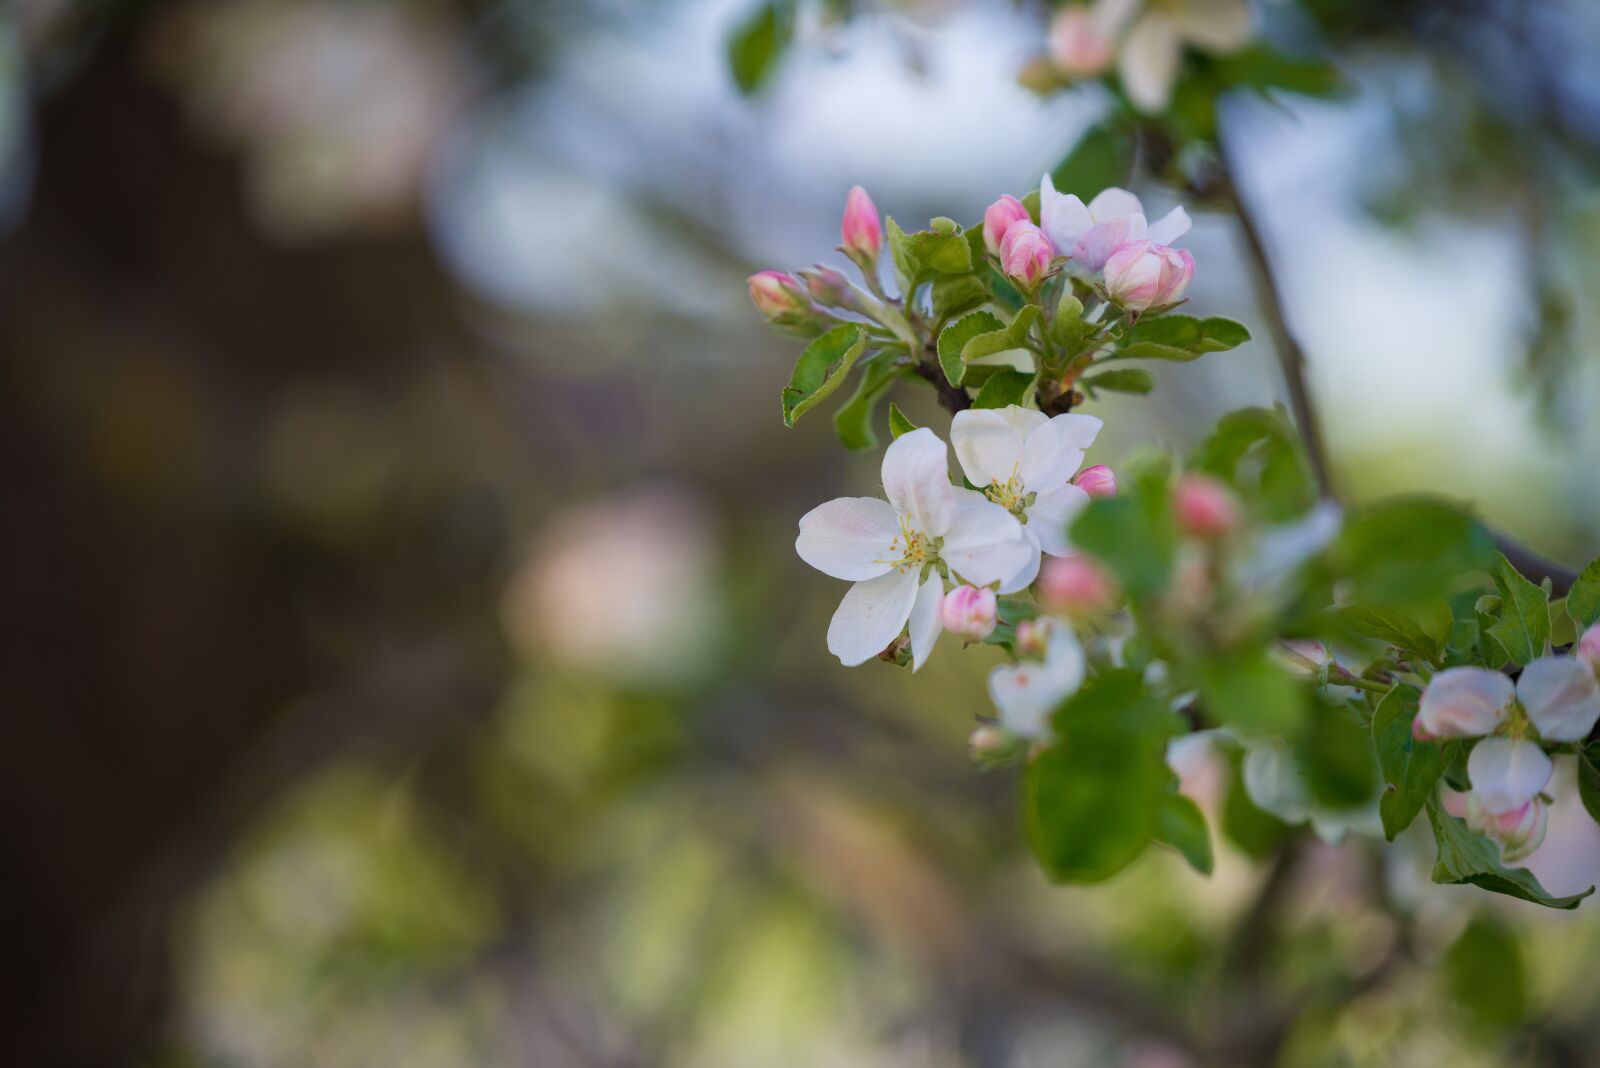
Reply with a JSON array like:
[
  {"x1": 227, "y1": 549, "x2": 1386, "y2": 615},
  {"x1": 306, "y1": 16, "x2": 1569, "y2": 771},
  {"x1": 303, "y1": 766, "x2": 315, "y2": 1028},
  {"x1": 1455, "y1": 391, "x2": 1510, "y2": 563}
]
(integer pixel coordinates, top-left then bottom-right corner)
[
  {"x1": 988, "y1": 619, "x2": 1086, "y2": 738},
  {"x1": 1039, "y1": 176, "x2": 1191, "y2": 273},
  {"x1": 1091, "y1": 0, "x2": 1254, "y2": 113}
]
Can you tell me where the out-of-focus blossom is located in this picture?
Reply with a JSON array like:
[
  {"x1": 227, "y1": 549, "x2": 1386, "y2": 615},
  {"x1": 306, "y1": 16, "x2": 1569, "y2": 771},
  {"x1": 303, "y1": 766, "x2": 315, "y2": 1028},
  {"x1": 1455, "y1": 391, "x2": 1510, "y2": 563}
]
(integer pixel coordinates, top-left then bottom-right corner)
[
  {"x1": 501, "y1": 488, "x2": 719, "y2": 685},
  {"x1": 999, "y1": 221, "x2": 1054, "y2": 288},
  {"x1": 840, "y1": 184, "x2": 882, "y2": 263},
  {"x1": 982, "y1": 194, "x2": 1032, "y2": 256},
  {"x1": 1014, "y1": 617, "x2": 1052, "y2": 657},
  {"x1": 1092, "y1": 0, "x2": 1254, "y2": 113},
  {"x1": 1466, "y1": 793, "x2": 1549, "y2": 863},
  {"x1": 1172, "y1": 473, "x2": 1241, "y2": 539},
  {"x1": 796, "y1": 429, "x2": 1031, "y2": 669},
  {"x1": 1103, "y1": 240, "x2": 1194, "y2": 311},
  {"x1": 1414, "y1": 667, "x2": 1513, "y2": 741},
  {"x1": 1577, "y1": 622, "x2": 1600, "y2": 672},
  {"x1": 988, "y1": 619, "x2": 1085, "y2": 737},
  {"x1": 951, "y1": 405, "x2": 1102, "y2": 590},
  {"x1": 1039, "y1": 176, "x2": 1190, "y2": 272},
  {"x1": 940, "y1": 584, "x2": 997, "y2": 641},
  {"x1": 1273, "y1": 639, "x2": 1330, "y2": 678},
  {"x1": 1073, "y1": 464, "x2": 1116, "y2": 498},
  {"x1": 1047, "y1": 5, "x2": 1115, "y2": 79},
  {"x1": 1243, "y1": 739, "x2": 1382, "y2": 844},
  {"x1": 1038, "y1": 555, "x2": 1115, "y2": 617},
  {"x1": 748, "y1": 270, "x2": 809, "y2": 319}
]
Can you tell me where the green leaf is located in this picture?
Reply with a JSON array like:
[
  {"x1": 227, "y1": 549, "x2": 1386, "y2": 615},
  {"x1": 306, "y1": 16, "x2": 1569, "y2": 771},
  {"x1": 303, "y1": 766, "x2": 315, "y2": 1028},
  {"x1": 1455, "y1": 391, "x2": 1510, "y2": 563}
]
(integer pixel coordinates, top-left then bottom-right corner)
[
  {"x1": 1069, "y1": 456, "x2": 1175, "y2": 599},
  {"x1": 972, "y1": 371, "x2": 1034, "y2": 410},
  {"x1": 1372, "y1": 684, "x2": 1442, "y2": 840},
  {"x1": 1577, "y1": 744, "x2": 1600, "y2": 826},
  {"x1": 1197, "y1": 648, "x2": 1305, "y2": 736},
  {"x1": 831, "y1": 356, "x2": 898, "y2": 451},
  {"x1": 1214, "y1": 44, "x2": 1344, "y2": 98},
  {"x1": 1188, "y1": 407, "x2": 1314, "y2": 522},
  {"x1": 1486, "y1": 551, "x2": 1550, "y2": 666},
  {"x1": 905, "y1": 226, "x2": 973, "y2": 276},
  {"x1": 937, "y1": 311, "x2": 1002, "y2": 387},
  {"x1": 982, "y1": 598, "x2": 1041, "y2": 651},
  {"x1": 962, "y1": 305, "x2": 1040, "y2": 364},
  {"x1": 1049, "y1": 123, "x2": 1134, "y2": 199},
  {"x1": 1114, "y1": 315, "x2": 1251, "y2": 362},
  {"x1": 1446, "y1": 917, "x2": 1527, "y2": 1031},
  {"x1": 1338, "y1": 601, "x2": 1454, "y2": 665},
  {"x1": 780, "y1": 323, "x2": 867, "y2": 427},
  {"x1": 1081, "y1": 368, "x2": 1155, "y2": 395},
  {"x1": 1299, "y1": 699, "x2": 1378, "y2": 809},
  {"x1": 887, "y1": 402, "x2": 917, "y2": 440},
  {"x1": 1221, "y1": 756, "x2": 1290, "y2": 860},
  {"x1": 1157, "y1": 793, "x2": 1213, "y2": 875},
  {"x1": 885, "y1": 215, "x2": 916, "y2": 290},
  {"x1": 1568, "y1": 556, "x2": 1600, "y2": 630},
  {"x1": 727, "y1": 0, "x2": 794, "y2": 96},
  {"x1": 1426, "y1": 797, "x2": 1592, "y2": 909},
  {"x1": 1047, "y1": 293, "x2": 1089, "y2": 353},
  {"x1": 930, "y1": 274, "x2": 988, "y2": 322},
  {"x1": 1334, "y1": 498, "x2": 1493, "y2": 612},
  {"x1": 1027, "y1": 673, "x2": 1172, "y2": 883}
]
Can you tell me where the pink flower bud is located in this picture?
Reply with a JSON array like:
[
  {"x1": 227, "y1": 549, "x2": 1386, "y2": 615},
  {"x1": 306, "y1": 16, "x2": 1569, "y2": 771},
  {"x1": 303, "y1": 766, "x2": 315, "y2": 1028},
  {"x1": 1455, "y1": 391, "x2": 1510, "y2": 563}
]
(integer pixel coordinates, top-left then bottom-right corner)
[
  {"x1": 1073, "y1": 464, "x2": 1116, "y2": 498},
  {"x1": 983, "y1": 194, "x2": 1031, "y2": 256},
  {"x1": 799, "y1": 265, "x2": 853, "y2": 308},
  {"x1": 1014, "y1": 617, "x2": 1052, "y2": 657},
  {"x1": 1466, "y1": 793, "x2": 1548, "y2": 863},
  {"x1": 1578, "y1": 622, "x2": 1600, "y2": 673},
  {"x1": 840, "y1": 185, "x2": 882, "y2": 261},
  {"x1": 1172, "y1": 474, "x2": 1242, "y2": 539},
  {"x1": 969, "y1": 724, "x2": 1011, "y2": 756},
  {"x1": 747, "y1": 270, "x2": 808, "y2": 319},
  {"x1": 1273, "y1": 639, "x2": 1329, "y2": 677},
  {"x1": 1038, "y1": 555, "x2": 1115, "y2": 616},
  {"x1": 999, "y1": 221, "x2": 1053, "y2": 288},
  {"x1": 940, "y1": 584, "x2": 997, "y2": 641},
  {"x1": 1047, "y1": 6, "x2": 1113, "y2": 79},
  {"x1": 1103, "y1": 240, "x2": 1195, "y2": 312}
]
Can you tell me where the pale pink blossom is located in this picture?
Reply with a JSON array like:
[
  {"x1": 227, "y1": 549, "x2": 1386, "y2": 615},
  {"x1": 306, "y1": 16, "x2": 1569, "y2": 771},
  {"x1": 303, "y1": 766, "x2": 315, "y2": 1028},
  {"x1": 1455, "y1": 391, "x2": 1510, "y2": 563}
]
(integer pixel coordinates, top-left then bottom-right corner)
[
  {"x1": 1103, "y1": 239, "x2": 1194, "y2": 311},
  {"x1": 1577, "y1": 622, "x2": 1600, "y2": 672},
  {"x1": 1073, "y1": 464, "x2": 1117, "y2": 498},
  {"x1": 1048, "y1": 5, "x2": 1114, "y2": 78},
  {"x1": 1172, "y1": 474, "x2": 1240, "y2": 539},
  {"x1": 1038, "y1": 555, "x2": 1115, "y2": 616},
  {"x1": 840, "y1": 184, "x2": 882, "y2": 260},
  {"x1": 982, "y1": 194, "x2": 1032, "y2": 256},
  {"x1": 999, "y1": 221, "x2": 1054, "y2": 288},
  {"x1": 1096, "y1": 0, "x2": 1255, "y2": 114},
  {"x1": 1039, "y1": 176, "x2": 1190, "y2": 272},
  {"x1": 1414, "y1": 667, "x2": 1513, "y2": 741},
  {"x1": 940, "y1": 584, "x2": 998, "y2": 641},
  {"x1": 988, "y1": 621, "x2": 1085, "y2": 737}
]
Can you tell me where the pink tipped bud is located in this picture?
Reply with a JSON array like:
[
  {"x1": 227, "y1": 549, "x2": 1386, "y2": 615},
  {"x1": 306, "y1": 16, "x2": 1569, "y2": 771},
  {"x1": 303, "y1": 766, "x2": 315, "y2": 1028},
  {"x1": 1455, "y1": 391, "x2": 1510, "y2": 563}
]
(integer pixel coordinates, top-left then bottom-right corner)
[
  {"x1": 999, "y1": 221, "x2": 1054, "y2": 288},
  {"x1": 1274, "y1": 639, "x2": 1329, "y2": 678},
  {"x1": 1048, "y1": 6, "x2": 1113, "y2": 79},
  {"x1": 1038, "y1": 555, "x2": 1115, "y2": 617},
  {"x1": 1103, "y1": 240, "x2": 1194, "y2": 312},
  {"x1": 1172, "y1": 474, "x2": 1242, "y2": 540},
  {"x1": 748, "y1": 270, "x2": 808, "y2": 319},
  {"x1": 940, "y1": 584, "x2": 997, "y2": 641},
  {"x1": 983, "y1": 194, "x2": 1031, "y2": 256},
  {"x1": 969, "y1": 724, "x2": 1009, "y2": 755},
  {"x1": 1577, "y1": 622, "x2": 1600, "y2": 673},
  {"x1": 1073, "y1": 464, "x2": 1116, "y2": 498},
  {"x1": 840, "y1": 185, "x2": 882, "y2": 261},
  {"x1": 798, "y1": 265, "x2": 853, "y2": 308}
]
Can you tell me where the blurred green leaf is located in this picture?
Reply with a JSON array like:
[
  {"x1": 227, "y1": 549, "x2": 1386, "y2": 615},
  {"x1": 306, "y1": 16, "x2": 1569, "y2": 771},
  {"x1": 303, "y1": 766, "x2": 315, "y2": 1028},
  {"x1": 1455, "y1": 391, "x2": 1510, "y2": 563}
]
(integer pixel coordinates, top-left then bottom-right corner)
[
  {"x1": 1214, "y1": 44, "x2": 1344, "y2": 98},
  {"x1": 781, "y1": 323, "x2": 868, "y2": 427},
  {"x1": 1113, "y1": 315, "x2": 1250, "y2": 362},
  {"x1": 1050, "y1": 123, "x2": 1133, "y2": 199},
  {"x1": 1157, "y1": 793, "x2": 1213, "y2": 875},
  {"x1": 1486, "y1": 552, "x2": 1549, "y2": 666},
  {"x1": 1187, "y1": 407, "x2": 1314, "y2": 522},
  {"x1": 1334, "y1": 497, "x2": 1493, "y2": 611},
  {"x1": 1568, "y1": 556, "x2": 1600, "y2": 629},
  {"x1": 1070, "y1": 456, "x2": 1175, "y2": 599},
  {"x1": 972, "y1": 371, "x2": 1034, "y2": 410},
  {"x1": 1426, "y1": 797, "x2": 1591, "y2": 909},
  {"x1": 1446, "y1": 916, "x2": 1527, "y2": 1031},
  {"x1": 832, "y1": 357, "x2": 899, "y2": 451},
  {"x1": 1081, "y1": 368, "x2": 1155, "y2": 395},
  {"x1": 1372, "y1": 684, "x2": 1440, "y2": 840},
  {"x1": 1300, "y1": 700, "x2": 1378, "y2": 809},
  {"x1": 1578, "y1": 744, "x2": 1600, "y2": 826},
  {"x1": 727, "y1": 0, "x2": 794, "y2": 95},
  {"x1": 1197, "y1": 648, "x2": 1304, "y2": 736},
  {"x1": 1222, "y1": 757, "x2": 1290, "y2": 860},
  {"x1": 1338, "y1": 601, "x2": 1453, "y2": 665}
]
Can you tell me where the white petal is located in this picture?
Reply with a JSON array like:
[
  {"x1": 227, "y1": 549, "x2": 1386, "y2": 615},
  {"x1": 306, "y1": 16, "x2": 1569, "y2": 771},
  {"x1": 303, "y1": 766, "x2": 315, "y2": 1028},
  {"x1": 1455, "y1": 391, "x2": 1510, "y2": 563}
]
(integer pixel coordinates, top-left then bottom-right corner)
[
  {"x1": 1468, "y1": 737, "x2": 1552, "y2": 814},
  {"x1": 826, "y1": 569, "x2": 920, "y2": 667},
  {"x1": 795, "y1": 497, "x2": 899, "y2": 581},
  {"x1": 1171, "y1": 0, "x2": 1253, "y2": 53},
  {"x1": 881, "y1": 427, "x2": 955, "y2": 537},
  {"x1": 1243, "y1": 742, "x2": 1311, "y2": 824},
  {"x1": 1145, "y1": 205, "x2": 1192, "y2": 246},
  {"x1": 950, "y1": 408, "x2": 1030, "y2": 488},
  {"x1": 997, "y1": 527, "x2": 1043, "y2": 594},
  {"x1": 1091, "y1": 0, "x2": 1141, "y2": 35},
  {"x1": 1040, "y1": 174, "x2": 1092, "y2": 254},
  {"x1": 908, "y1": 574, "x2": 943, "y2": 672},
  {"x1": 941, "y1": 490, "x2": 1033, "y2": 587},
  {"x1": 1026, "y1": 484, "x2": 1091, "y2": 557},
  {"x1": 988, "y1": 627, "x2": 1085, "y2": 738},
  {"x1": 1019, "y1": 413, "x2": 1102, "y2": 491},
  {"x1": 1517, "y1": 656, "x2": 1600, "y2": 741},
  {"x1": 1119, "y1": 13, "x2": 1182, "y2": 113},
  {"x1": 1417, "y1": 667, "x2": 1514, "y2": 738},
  {"x1": 1087, "y1": 186, "x2": 1143, "y2": 222},
  {"x1": 1073, "y1": 214, "x2": 1146, "y2": 272}
]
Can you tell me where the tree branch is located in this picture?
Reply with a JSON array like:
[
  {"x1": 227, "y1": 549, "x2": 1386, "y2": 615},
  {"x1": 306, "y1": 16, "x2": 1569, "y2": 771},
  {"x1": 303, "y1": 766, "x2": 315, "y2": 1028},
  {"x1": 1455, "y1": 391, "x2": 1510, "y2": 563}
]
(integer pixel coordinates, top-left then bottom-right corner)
[{"x1": 914, "y1": 347, "x2": 972, "y2": 414}]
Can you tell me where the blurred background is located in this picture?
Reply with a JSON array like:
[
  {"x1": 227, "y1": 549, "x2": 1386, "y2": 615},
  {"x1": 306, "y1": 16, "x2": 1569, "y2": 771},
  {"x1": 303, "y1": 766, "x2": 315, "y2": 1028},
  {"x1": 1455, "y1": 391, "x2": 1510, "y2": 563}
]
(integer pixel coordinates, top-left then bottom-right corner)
[{"x1": 5, "y1": 0, "x2": 1600, "y2": 1065}]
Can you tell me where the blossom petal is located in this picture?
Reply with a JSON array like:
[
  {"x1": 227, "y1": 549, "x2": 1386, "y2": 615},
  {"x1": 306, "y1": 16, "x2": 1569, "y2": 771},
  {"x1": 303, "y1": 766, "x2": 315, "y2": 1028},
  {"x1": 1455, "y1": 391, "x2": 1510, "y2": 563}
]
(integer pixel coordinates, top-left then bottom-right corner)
[
  {"x1": 942, "y1": 490, "x2": 1032, "y2": 587},
  {"x1": 1468, "y1": 737, "x2": 1552, "y2": 814},
  {"x1": 881, "y1": 427, "x2": 955, "y2": 536},
  {"x1": 1090, "y1": 0, "x2": 1141, "y2": 35},
  {"x1": 795, "y1": 497, "x2": 900, "y2": 581},
  {"x1": 1087, "y1": 187, "x2": 1143, "y2": 222},
  {"x1": 1145, "y1": 205, "x2": 1192, "y2": 246},
  {"x1": 1417, "y1": 667, "x2": 1514, "y2": 738},
  {"x1": 1243, "y1": 741, "x2": 1312, "y2": 825},
  {"x1": 1119, "y1": 13, "x2": 1182, "y2": 113},
  {"x1": 826, "y1": 568, "x2": 920, "y2": 667},
  {"x1": 988, "y1": 626, "x2": 1085, "y2": 737},
  {"x1": 1516, "y1": 656, "x2": 1600, "y2": 741},
  {"x1": 1019, "y1": 413, "x2": 1102, "y2": 491},
  {"x1": 1040, "y1": 174, "x2": 1093, "y2": 254},
  {"x1": 1171, "y1": 0, "x2": 1253, "y2": 54},
  {"x1": 997, "y1": 527, "x2": 1043, "y2": 594},
  {"x1": 1073, "y1": 214, "x2": 1147, "y2": 272},
  {"x1": 1026, "y1": 484, "x2": 1092, "y2": 557},
  {"x1": 908, "y1": 574, "x2": 943, "y2": 672},
  {"x1": 950, "y1": 409, "x2": 1030, "y2": 488}
]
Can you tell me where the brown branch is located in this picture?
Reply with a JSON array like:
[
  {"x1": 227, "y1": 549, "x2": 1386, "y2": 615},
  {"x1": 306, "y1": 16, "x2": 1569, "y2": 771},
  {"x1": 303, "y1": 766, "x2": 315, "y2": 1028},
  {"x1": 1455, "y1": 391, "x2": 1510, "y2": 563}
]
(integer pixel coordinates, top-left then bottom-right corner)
[{"x1": 913, "y1": 348, "x2": 972, "y2": 413}]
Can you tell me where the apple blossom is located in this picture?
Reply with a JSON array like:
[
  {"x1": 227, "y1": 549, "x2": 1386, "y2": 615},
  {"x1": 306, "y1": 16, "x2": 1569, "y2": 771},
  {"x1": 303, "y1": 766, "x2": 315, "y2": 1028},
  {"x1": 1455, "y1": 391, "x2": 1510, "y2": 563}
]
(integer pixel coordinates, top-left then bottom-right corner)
[
  {"x1": 1014, "y1": 617, "x2": 1052, "y2": 657},
  {"x1": 1577, "y1": 622, "x2": 1600, "y2": 672},
  {"x1": 950, "y1": 405, "x2": 1102, "y2": 590},
  {"x1": 982, "y1": 194, "x2": 1031, "y2": 256},
  {"x1": 1038, "y1": 555, "x2": 1115, "y2": 617},
  {"x1": 988, "y1": 619, "x2": 1086, "y2": 738},
  {"x1": 840, "y1": 184, "x2": 882, "y2": 262},
  {"x1": 748, "y1": 269, "x2": 809, "y2": 319},
  {"x1": 941, "y1": 584, "x2": 998, "y2": 641},
  {"x1": 1073, "y1": 464, "x2": 1116, "y2": 498},
  {"x1": 795, "y1": 428, "x2": 1032, "y2": 670},
  {"x1": 1085, "y1": 0, "x2": 1254, "y2": 114},
  {"x1": 999, "y1": 221, "x2": 1054, "y2": 288},
  {"x1": 1039, "y1": 175, "x2": 1191, "y2": 273},
  {"x1": 1414, "y1": 667, "x2": 1514, "y2": 741},
  {"x1": 1103, "y1": 240, "x2": 1194, "y2": 312},
  {"x1": 1172, "y1": 473, "x2": 1241, "y2": 539},
  {"x1": 1466, "y1": 793, "x2": 1549, "y2": 863},
  {"x1": 1048, "y1": 5, "x2": 1114, "y2": 79}
]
